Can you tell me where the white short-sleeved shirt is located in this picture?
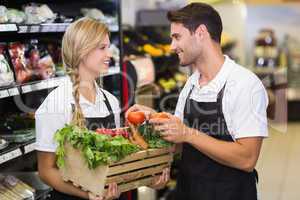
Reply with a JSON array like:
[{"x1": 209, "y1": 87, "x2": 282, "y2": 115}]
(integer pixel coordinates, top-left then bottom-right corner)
[
  {"x1": 35, "y1": 76, "x2": 121, "y2": 152},
  {"x1": 175, "y1": 55, "x2": 268, "y2": 140}
]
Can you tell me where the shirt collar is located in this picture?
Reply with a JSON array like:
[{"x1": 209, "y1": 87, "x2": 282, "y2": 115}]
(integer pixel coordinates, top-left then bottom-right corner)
[
  {"x1": 190, "y1": 55, "x2": 234, "y2": 93},
  {"x1": 64, "y1": 76, "x2": 105, "y2": 105}
]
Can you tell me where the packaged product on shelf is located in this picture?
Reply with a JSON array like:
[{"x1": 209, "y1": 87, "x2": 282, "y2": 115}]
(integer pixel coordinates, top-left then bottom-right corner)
[
  {"x1": 24, "y1": 3, "x2": 56, "y2": 24},
  {"x1": 47, "y1": 43, "x2": 64, "y2": 76},
  {"x1": 8, "y1": 42, "x2": 33, "y2": 84},
  {"x1": 81, "y1": 8, "x2": 105, "y2": 21},
  {"x1": 0, "y1": 6, "x2": 26, "y2": 24},
  {"x1": 7, "y1": 8, "x2": 26, "y2": 24},
  {"x1": 0, "y1": 43, "x2": 15, "y2": 87},
  {"x1": 0, "y1": 5, "x2": 8, "y2": 23},
  {"x1": 0, "y1": 174, "x2": 35, "y2": 199},
  {"x1": 81, "y1": 8, "x2": 117, "y2": 25},
  {"x1": 26, "y1": 40, "x2": 56, "y2": 80},
  {"x1": 0, "y1": 138, "x2": 8, "y2": 150},
  {"x1": 0, "y1": 113, "x2": 35, "y2": 143}
]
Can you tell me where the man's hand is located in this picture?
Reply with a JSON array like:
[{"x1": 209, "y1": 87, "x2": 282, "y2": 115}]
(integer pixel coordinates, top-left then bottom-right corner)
[
  {"x1": 125, "y1": 104, "x2": 156, "y2": 120},
  {"x1": 150, "y1": 168, "x2": 170, "y2": 190},
  {"x1": 149, "y1": 113, "x2": 192, "y2": 144}
]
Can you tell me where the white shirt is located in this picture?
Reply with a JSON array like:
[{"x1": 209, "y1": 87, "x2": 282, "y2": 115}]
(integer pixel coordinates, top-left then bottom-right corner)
[
  {"x1": 175, "y1": 56, "x2": 268, "y2": 140},
  {"x1": 35, "y1": 76, "x2": 121, "y2": 152}
]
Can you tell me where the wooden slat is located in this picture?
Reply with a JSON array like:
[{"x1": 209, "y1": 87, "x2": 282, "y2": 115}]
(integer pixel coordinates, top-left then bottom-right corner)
[
  {"x1": 106, "y1": 164, "x2": 169, "y2": 184},
  {"x1": 111, "y1": 148, "x2": 173, "y2": 166},
  {"x1": 108, "y1": 155, "x2": 172, "y2": 176},
  {"x1": 104, "y1": 176, "x2": 160, "y2": 194}
]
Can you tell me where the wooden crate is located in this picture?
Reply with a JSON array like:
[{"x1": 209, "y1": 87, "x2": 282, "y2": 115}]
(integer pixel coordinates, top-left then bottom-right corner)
[{"x1": 60, "y1": 143, "x2": 173, "y2": 197}]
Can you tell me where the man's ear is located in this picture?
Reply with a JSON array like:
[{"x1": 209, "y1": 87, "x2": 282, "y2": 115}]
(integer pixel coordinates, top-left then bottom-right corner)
[{"x1": 195, "y1": 24, "x2": 208, "y2": 39}]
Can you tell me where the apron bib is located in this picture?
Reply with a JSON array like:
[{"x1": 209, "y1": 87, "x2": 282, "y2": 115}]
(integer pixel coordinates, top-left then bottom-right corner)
[{"x1": 175, "y1": 84, "x2": 258, "y2": 200}]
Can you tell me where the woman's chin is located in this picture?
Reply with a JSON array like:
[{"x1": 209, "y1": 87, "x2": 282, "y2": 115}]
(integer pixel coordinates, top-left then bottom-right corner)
[{"x1": 99, "y1": 67, "x2": 109, "y2": 75}]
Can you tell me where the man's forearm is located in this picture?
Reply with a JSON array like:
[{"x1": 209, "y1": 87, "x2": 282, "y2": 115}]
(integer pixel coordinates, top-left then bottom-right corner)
[
  {"x1": 184, "y1": 128, "x2": 262, "y2": 172},
  {"x1": 40, "y1": 167, "x2": 89, "y2": 199}
]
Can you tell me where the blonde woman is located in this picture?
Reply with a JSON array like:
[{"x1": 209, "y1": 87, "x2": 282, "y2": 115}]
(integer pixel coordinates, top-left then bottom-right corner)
[{"x1": 35, "y1": 18, "x2": 121, "y2": 200}]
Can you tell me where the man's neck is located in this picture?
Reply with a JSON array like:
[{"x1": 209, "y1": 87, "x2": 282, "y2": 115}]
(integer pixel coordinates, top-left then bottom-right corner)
[{"x1": 195, "y1": 46, "x2": 225, "y2": 86}]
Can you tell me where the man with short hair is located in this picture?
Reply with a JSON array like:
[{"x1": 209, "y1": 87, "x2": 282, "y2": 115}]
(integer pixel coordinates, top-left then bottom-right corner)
[{"x1": 127, "y1": 3, "x2": 268, "y2": 200}]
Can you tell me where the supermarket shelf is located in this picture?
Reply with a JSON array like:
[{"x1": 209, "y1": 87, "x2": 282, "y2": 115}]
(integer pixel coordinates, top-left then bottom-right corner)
[
  {"x1": 0, "y1": 139, "x2": 36, "y2": 165},
  {"x1": 2, "y1": 172, "x2": 52, "y2": 200},
  {"x1": 21, "y1": 76, "x2": 66, "y2": 94},
  {"x1": 0, "y1": 22, "x2": 119, "y2": 34},
  {"x1": 0, "y1": 66, "x2": 120, "y2": 99}
]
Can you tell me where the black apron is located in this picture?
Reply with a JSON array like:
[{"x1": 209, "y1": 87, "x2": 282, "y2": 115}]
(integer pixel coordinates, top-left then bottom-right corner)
[
  {"x1": 48, "y1": 91, "x2": 120, "y2": 200},
  {"x1": 175, "y1": 84, "x2": 258, "y2": 200}
]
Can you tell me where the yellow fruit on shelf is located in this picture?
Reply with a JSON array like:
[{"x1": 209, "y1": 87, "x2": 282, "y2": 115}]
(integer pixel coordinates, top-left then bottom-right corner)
[{"x1": 143, "y1": 44, "x2": 164, "y2": 57}]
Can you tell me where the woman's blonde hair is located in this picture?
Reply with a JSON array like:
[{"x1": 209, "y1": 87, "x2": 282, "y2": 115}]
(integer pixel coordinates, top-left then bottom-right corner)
[{"x1": 62, "y1": 17, "x2": 109, "y2": 128}]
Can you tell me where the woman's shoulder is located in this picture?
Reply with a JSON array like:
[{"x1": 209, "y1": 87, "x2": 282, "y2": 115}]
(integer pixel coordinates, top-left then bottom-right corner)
[{"x1": 35, "y1": 80, "x2": 72, "y2": 115}]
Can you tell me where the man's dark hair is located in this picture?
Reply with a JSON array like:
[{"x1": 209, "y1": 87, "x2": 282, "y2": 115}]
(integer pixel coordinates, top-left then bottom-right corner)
[{"x1": 167, "y1": 3, "x2": 223, "y2": 43}]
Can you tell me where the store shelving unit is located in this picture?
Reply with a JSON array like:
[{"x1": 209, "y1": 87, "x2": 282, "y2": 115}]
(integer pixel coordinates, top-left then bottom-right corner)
[
  {"x1": 0, "y1": 0, "x2": 123, "y2": 198},
  {"x1": 0, "y1": 66, "x2": 120, "y2": 100},
  {"x1": 0, "y1": 22, "x2": 119, "y2": 34},
  {"x1": 0, "y1": 139, "x2": 36, "y2": 165}
]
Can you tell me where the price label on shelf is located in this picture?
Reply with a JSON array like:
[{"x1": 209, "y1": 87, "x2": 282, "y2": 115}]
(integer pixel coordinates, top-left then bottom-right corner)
[
  {"x1": 18, "y1": 25, "x2": 28, "y2": 33},
  {"x1": 8, "y1": 88, "x2": 19, "y2": 96},
  {"x1": 34, "y1": 81, "x2": 48, "y2": 91},
  {"x1": 0, "y1": 149, "x2": 22, "y2": 164},
  {"x1": 22, "y1": 85, "x2": 32, "y2": 93},
  {"x1": 41, "y1": 24, "x2": 51, "y2": 32},
  {"x1": 56, "y1": 24, "x2": 64, "y2": 32},
  {"x1": 30, "y1": 25, "x2": 40, "y2": 33},
  {"x1": 24, "y1": 142, "x2": 36, "y2": 154},
  {"x1": 0, "y1": 89, "x2": 9, "y2": 99},
  {"x1": 0, "y1": 24, "x2": 18, "y2": 32}
]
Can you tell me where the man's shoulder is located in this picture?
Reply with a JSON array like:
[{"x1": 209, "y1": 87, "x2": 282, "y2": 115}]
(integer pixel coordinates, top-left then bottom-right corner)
[{"x1": 227, "y1": 62, "x2": 263, "y2": 90}]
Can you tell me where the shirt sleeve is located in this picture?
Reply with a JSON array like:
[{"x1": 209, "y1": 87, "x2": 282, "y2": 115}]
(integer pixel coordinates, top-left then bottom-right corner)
[
  {"x1": 35, "y1": 91, "x2": 69, "y2": 152},
  {"x1": 174, "y1": 81, "x2": 192, "y2": 121},
  {"x1": 35, "y1": 112, "x2": 67, "y2": 152},
  {"x1": 231, "y1": 80, "x2": 269, "y2": 139}
]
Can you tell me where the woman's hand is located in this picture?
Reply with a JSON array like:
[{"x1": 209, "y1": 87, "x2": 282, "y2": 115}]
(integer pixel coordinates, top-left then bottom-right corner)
[
  {"x1": 150, "y1": 168, "x2": 170, "y2": 190},
  {"x1": 88, "y1": 183, "x2": 120, "y2": 200}
]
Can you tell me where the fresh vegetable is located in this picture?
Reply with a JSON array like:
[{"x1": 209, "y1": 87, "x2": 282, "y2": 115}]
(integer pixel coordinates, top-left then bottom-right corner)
[
  {"x1": 128, "y1": 124, "x2": 148, "y2": 150},
  {"x1": 127, "y1": 111, "x2": 146, "y2": 125},
  {"x1": 55, "y1": 125, "x2": 140, "y2": 169},
  {"x1": 150, "y1": 112, "x2": 169, "y2": 120},
  {"x1": 138, "y1": 123, "x2": 172, "y2": 149},
  {"x1": 96, "y1": 128, "x2": 129, "y2": 138}
]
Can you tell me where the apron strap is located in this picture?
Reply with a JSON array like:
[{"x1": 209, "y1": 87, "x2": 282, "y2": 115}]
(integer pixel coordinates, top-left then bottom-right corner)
[{"x1": 100, "y1": 89, "x2": 114, "y2": 115}]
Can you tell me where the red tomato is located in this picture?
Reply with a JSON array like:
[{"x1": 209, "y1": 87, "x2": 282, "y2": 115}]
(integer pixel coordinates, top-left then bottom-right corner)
[{"x1": 127, "y1": 111, "x2": 146, "y2": 125}]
